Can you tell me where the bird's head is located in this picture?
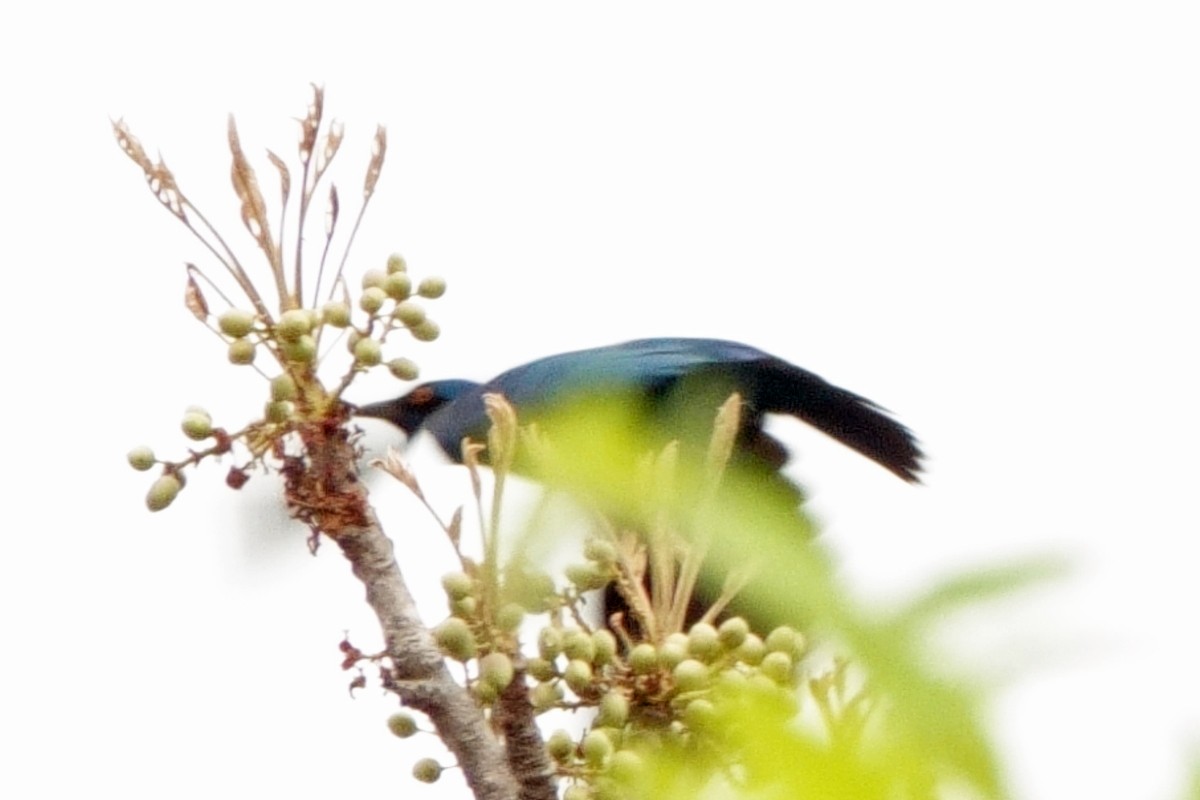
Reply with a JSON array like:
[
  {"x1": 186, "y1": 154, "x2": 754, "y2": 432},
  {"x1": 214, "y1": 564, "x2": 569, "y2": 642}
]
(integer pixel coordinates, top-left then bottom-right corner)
[{"x1": 353, "y1": 379, "x2": 479, "y2": 436}]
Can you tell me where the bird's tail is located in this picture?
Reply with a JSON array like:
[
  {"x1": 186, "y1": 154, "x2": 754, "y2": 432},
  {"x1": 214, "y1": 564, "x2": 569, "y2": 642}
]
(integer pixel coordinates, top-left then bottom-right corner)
[{"x1": 751, "y1": 360, "x2": 924, "y2": 482}]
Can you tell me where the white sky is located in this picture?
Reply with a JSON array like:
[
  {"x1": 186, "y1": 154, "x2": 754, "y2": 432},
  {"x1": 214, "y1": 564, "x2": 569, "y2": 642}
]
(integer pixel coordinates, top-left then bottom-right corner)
[{"x1": 3, "y1": 3, "x2": 1198, "y2": 798}]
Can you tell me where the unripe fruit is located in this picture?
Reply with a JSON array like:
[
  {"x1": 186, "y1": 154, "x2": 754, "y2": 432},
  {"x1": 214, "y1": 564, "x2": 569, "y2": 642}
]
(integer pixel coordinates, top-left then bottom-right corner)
[
  {"x1": 276, "y1": 309, "x2": 313, "y2": 342},
  {"x1": 412, "y1": 758, "x2": 441, "y2": 783},
  {"x1": 526, "y1": 657, "x2": 557, "y2": 683},
  {"x1": 591, "y1": 630, "x2": 618, "y2": 666},
  {"x1": 658, "y1": 634, "x2": 689, "y2": 669},
  {"x1": 734, "y1": 634, "x2": 766, "y2": 666},
  {"x1": 718, "y1": 617, "x2": 750, "y2": 650},
  {"x1": 417, "y1": 276, "x2": 447, "y2": 298},
  {"x1": 270, "y1": 374, "x2": 297, "y2": 402},
  {"x1": 563, "y1": 659, "x2": 593, "y2": 694},
  {"x1": 321, "y1": 301, "x2": 351, "y2": 328},
  {"x1": 671, "y1": 659, "x2": 709, "y2": 693},
  {"x1": 537, "y1": 627, "x2": 563, "y2": 661},
  {"x1": 181, "y1": 411, "x2": 213, "y2": 441},
  {"x1": 687, "y1": 623, "x2": 721, "y2": 662},
  {"x1": 581, "y1": 729, "x2": 613, "y2": 768},
  {"x1": 361, "y1": 269, "x2": 388, "y2": 289},
  {"x1": 127, "y1": 446, "x2": 156, "y2": 471},
  {"x1": 546, "y1": 729, "x2": 575, "y2": 762},
  {"x1": 496, "y1": 602, "x2": 525, "y2": 633},
  {"x1": 392, "y1": 301, "x2": 425, "y2": 327},
  {"x1": 280, "y1": 334, "x2": 316, "y2": 363},
  {"x1": 218, "y1": 309, "x2": 256, "y2": 338},
  {"x1": 760, "y1": 651, "x2": 794, "y2": 685},
  {"x1": 411, "y1": 319, "x2": 440, "y2": 342},
  {"x1": 359, "y1": 286, "x2": 387, "y2": 314},
  {"x1": 433, "y1": 618, "x2": 477, "y2": 661},
  {"x1": 765, "y1": 625, "x2": 804, "y2": 658},
  {"x1": 530, "y1": 681, "x2": 563, "y2": 710},
  {"x1": 386, "y1": 712, "x2": 418, "y2": 738},
  {"x1": 384, "y1": 272, "x2": 412, "y2": 300},
  {"x1": 353, "y1": 337, "x2": 383, "y2": 366},
  {"x1": 146, "y1": 474, "x2": 182, "y2": 511},
  {"x1": 595, "y1": 692, "x2": 629, "y2": 728},
  {"x1": 628, "y1": 644, "x2": 658, "y2": 675},
  {"x1": 264, "y1": 401, "x2": 293, "y2": 424},
  {"x1": 441, "y1": 571, "x2": 474, "y2": 600},
  {"x1": 562, "y1": 628, "x2": 596, "y2": 663},
  {"x1": 227, "y1": 338, "x2": 256, "y2": 364},
  {"x1": 565, "y1": 563, "x2": 608, "y2": 592},
  {"x1": 387, "y1": 357, "x2": 419, "y2": 381},
  {"x1": 386, "y1": 253, "x2": 408, "y2": 273},
  {"x1": 479, "y1": 652, "x2": 515, "y2": 691}
]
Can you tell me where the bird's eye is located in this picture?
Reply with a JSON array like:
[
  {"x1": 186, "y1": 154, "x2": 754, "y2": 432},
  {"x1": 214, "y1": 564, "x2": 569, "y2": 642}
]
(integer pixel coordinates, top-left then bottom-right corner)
[{"x1": 411, "y1": 386, "x2": 437, "y2": 406}]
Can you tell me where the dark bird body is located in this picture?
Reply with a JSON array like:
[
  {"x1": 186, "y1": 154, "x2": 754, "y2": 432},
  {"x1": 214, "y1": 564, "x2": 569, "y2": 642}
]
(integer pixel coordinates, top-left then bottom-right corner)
[
  {"x1": 356, "y1": 338, "x2": 922, "y2": 634},
  {"x1": 355, "y1": 337, "x2": 922, "y2": 483}
]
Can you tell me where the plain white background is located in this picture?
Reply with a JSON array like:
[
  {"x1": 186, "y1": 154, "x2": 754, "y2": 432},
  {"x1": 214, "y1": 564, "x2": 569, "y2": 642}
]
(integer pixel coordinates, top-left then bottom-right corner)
[{"x1": 2, "y1": 3, "x2": 1198, "y2": 798}]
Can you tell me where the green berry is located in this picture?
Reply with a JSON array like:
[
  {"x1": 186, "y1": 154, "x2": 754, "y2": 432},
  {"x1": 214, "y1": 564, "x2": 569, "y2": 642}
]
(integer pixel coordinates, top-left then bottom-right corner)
[
  {"x1": 321, "y1": 301, "x2": 351, "y2": 328},
  {"x1": 684, "y1": 698, "x2": 718, "y2": 732},
  {"x1": 276, "y1": 309, "x2": 313, "y2": 342},
  {"x1": 392, "y1": 301, "x2": 425, "y2": 327},
  {"x1": 280, "y1": 334, "x2": 316, "y2": 363},
  {"x1": 531, "y1": 680, "x2": 563, "y2": 711},
  {"x1": 384, "y1": 272, "x2": 412, "y2": 301},
  {"x1": 386, "y1": 253, "x2": 408, "y2": 273},
  {"x1": 270, "y1": 374, "x2": 297, "y2": 402},
  {"x1": 433, "y1": 618, "x2": 477, "y2": 661},
  {"x1": 181, "y1": 411, "x2": 213, "y2": 441},
  {"x1": 359, "y1": 286, "x2": 388, "y2": 314},
  {"x1": 562, "y1": 628, "x2": 595, "y2": 663},
  {"x1": 562, "y1": 787, "x2": 590, "y2": 800},
  {"x1": 441, "y1": 571, "x2": 474, "y2": 600},
  {"x1": 353, "y1": 337, "x2": 383, "y2": 366},
  {"x1": 411, "y1": 758, "x2": 441, "y2": 784},
  {"x1": 658, "y1": 634, "x2": 689, "y2": 670},
  {"x1": 361, "y1": 269, "x2": 388, "y2": 289},
  {"x1": 411, "y1": 319, "x2": 440, "y2": 342},
  {"x1": 127, "y1": 446, "x2": 156, "y2": 471},
  {"x1": 526, "y1": 657, "x2": 558, "y2": 683},
  {"x1": 496, "y1": 602, "x2": 525, "y2": 633},
  {"x1": 546, "y1": 729, "x2": 575, "y2": 763},
  {"x1": 687, "y1": 623, "x2": 721, "y2": 662},
  {"x1": 563, "y1": 659, "x2": 593, "y2": 694},
  {"x1": 227, "y1": 338, "x2": 256, "y2": 365},
  {"x1": 734, "y1": 634, "x2": 765, "y2": 666},
  {"x1": 765, "y1": 626, "x2": 803, "y2": 658},
  {"x1": 217, "y1": 309, "x2": 256, "y2": 338},
  {"x1": 387, "y1": 357, "x2": 419, "y2": 381},
  {"x1": 760, "y1": 651, "x2": 793, "y2": 685},
  {"x1": 595, "y1": 692, "x2": 629, "y2": 728},
  {"x1": 537, "y1": 627, "x2": 563, "y2": 661},
  {"x1": 718, "y1": 617, "x2": 750, "y2": 650},
  {"x1": 264, "y1": 401, "x2": 293, "y2": 424},
  {"x1": 565, "y1": 563, "x2": 608, "y2": 592},
  {"x1": 628, "y1": 644, "x2": 658, "y2": 675},
  {"x1": 671, "y1": 659, "x2": 709, "y2": 693},
  {"x1": 591, "y1": 630, "x2": 617, "y2": 666},
  {"x1": 479, "y1": 652, "x2": 515, "y2": 691},
  {"x1": 146, "y1": 474, "x2": 182, "y2": 511},
  {"x1": 417, "y1": 276, "x2": 447, "y2": 299},
  {"x1": 386, "y1": 712, "x2": 418, "y2": 738},
  {"x1": 581, "y1": 729, "x2": 613, "y2": 768}
]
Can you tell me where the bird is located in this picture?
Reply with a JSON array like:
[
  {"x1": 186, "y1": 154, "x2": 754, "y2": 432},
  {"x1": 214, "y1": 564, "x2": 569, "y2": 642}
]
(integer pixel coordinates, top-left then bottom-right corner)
[
  {"x1": 354, "y1": 337, "x2": 922, "y2": 484},
  {"x1": 354, "y1": 337, "x2": 923, "y2": 635}
]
